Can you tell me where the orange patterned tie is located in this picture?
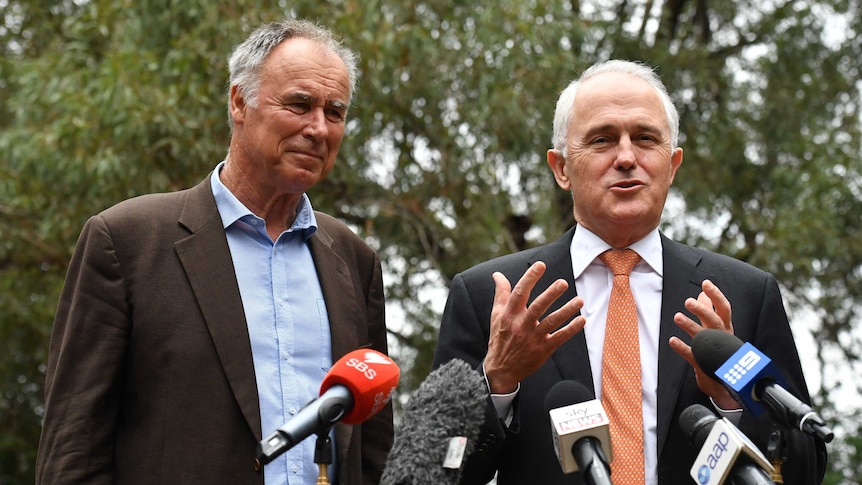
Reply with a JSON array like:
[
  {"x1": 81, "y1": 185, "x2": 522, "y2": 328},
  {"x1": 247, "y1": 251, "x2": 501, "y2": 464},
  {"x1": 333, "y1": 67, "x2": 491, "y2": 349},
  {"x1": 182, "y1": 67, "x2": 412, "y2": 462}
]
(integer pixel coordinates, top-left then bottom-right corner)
[{"x1": 599, "y1": 249, "x2": 645, "y2": 485}]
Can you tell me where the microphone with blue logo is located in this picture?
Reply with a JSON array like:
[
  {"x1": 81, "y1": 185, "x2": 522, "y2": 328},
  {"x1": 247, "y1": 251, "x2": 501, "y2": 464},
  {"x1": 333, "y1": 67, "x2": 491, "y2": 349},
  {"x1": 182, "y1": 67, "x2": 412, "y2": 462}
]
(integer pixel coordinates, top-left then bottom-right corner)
[
  {"x1": 690, "y1": 329, "x2": 833, "y2": 443},
  {"x1": 679, "y1": 403, "x2": 774, "y2": 485}
]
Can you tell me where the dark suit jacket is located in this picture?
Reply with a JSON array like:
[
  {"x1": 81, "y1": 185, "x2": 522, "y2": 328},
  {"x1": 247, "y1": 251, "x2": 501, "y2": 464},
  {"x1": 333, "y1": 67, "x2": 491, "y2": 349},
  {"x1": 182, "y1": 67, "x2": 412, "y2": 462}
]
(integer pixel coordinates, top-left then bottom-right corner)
[
  {"x1": 36, "y1": 175, "x2": 393, "y2": 484},
  {"x1": 433, "y1": 227, "x2": 826, "y2": 484}
]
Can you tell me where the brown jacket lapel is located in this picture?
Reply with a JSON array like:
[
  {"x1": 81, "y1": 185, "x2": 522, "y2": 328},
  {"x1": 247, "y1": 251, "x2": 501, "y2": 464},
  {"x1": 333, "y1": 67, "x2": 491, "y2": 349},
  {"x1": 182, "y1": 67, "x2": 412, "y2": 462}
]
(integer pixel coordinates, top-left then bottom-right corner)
[{"x1": 175, "y1": 179, "x2": 262, "y2": 440}]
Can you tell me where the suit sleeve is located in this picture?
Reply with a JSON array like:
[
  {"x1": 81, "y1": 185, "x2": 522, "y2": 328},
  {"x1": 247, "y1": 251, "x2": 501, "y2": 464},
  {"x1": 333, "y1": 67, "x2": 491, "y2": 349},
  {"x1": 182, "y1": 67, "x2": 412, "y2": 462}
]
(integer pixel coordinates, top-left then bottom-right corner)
[
  {"x1": 360, "y1": 251, "x2": 395, "y2": 485},
  {"x1": 36, "y1": 215, "x2": 129, "y2": 484},
  {"x1": 433, "y1": 272, "x2": 507, "y2": 485},
  {"x1": 740, "y1": 273, "x2": 827, "y2": 485}
]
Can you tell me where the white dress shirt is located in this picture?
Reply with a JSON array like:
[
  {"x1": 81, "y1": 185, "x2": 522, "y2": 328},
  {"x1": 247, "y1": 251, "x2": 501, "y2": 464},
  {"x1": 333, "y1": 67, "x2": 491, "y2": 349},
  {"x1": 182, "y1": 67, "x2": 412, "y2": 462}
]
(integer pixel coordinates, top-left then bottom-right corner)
[{"x1": 573, "y1": 226, "x2": 663, "y2": 485}]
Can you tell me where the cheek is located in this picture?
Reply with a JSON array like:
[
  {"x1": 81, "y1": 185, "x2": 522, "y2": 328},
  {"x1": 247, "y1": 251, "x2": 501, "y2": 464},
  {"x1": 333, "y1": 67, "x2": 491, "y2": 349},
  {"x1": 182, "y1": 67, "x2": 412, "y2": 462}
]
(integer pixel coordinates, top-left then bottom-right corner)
[
  {"x1": 566, "y1": 161, "x2": 600, "y2": 189},
  {"x1": 327, "y1": 124, "x2": 346, "y2": 145}
]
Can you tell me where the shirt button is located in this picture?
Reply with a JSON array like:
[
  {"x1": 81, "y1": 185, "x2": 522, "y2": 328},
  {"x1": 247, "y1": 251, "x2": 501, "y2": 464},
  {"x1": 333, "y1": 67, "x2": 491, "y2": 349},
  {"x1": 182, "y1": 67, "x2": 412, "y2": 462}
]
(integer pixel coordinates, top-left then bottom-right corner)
[
  {"x1": 290, "y1": 407, "x2": 298, "y2": 415},
  {"x1": 291, "y1": 464, "x2": 299, "y2": 473}
]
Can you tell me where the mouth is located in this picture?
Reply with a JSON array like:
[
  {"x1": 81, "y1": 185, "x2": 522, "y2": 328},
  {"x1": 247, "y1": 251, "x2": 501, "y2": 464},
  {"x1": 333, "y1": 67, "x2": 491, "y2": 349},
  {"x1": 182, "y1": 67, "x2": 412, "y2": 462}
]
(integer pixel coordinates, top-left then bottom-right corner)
[
  {"x1": 292, "y1": 150, "x2": 324, "y2": 162},
  {"x1": 611, "y1": 179, "x2": 644, "y2": 189}
]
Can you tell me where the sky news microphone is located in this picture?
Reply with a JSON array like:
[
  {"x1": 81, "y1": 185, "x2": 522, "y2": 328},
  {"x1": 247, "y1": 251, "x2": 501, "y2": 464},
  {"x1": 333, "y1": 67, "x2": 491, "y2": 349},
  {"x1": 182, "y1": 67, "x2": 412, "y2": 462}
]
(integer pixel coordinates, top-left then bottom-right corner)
[
  {"x1": 544, "y1": 380, "x2": 612, "y2": 485},
  {"x1": 256, "y1": 349, "x2": 400, "y2": 465},
  {"x1": 691, "y1": 329, "x2": 833, "y2": 443},
  {"x1": 380, "y1": 358, "x2": 487, "y2": 485},
  {"x1": 679, "y1": 404, "x2": 775, "y2": 485}
]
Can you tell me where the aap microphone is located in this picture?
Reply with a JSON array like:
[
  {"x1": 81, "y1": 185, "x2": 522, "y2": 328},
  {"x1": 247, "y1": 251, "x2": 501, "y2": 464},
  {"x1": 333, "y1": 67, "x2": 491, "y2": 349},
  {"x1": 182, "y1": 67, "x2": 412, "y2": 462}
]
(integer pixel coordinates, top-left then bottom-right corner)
[
  {"x1": 679, "y1": 403, "x2": 774, "y2": 485},
  {"x1": 257, "y1": 348, "x2": 400, "y2": 465},
  {"x1": 380, "y1": 359, "x2": 487, "y2": 485},
  {"x1": 691, "y1": 329, "x2": 833, "y2": 443},
  {"x1": 544, "y1": 380, "x2": 612, "y2": 485}
]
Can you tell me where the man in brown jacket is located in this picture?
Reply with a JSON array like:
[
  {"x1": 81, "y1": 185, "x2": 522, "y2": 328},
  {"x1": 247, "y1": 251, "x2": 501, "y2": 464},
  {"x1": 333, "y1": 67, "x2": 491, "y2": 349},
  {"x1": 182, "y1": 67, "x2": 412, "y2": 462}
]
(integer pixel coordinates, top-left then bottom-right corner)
[{"x1": 36, "y1": 18, "x2": 392, "y2": 485}]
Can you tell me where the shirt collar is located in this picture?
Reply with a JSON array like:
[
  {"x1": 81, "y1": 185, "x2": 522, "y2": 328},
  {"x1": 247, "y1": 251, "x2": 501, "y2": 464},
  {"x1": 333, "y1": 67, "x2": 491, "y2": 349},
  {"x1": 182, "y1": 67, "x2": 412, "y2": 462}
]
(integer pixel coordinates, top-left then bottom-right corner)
[
  {"x1": 210, "y1": 161, "x2": 318, "y2": 240},
  {"x1": 570, "y1": 225, "x2": 663, "y2": 277}
]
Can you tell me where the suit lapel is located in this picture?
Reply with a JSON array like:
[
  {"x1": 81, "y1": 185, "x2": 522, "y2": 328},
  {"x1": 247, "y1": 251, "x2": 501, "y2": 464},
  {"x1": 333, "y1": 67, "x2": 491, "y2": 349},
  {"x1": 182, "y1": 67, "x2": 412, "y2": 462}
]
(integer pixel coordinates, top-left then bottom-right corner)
[
  {"x1": 174, "y1": 178, "x2": 262, "y2": 440},
  {"x1": 533, "y1": 229, "x2": 595, "y2": 389},
  {"x1": 655, "y1": 235, "x2": 713, "y2": 457},
  {"x1": 307, "y1": 221, "x2": 360, "y2": 360}
]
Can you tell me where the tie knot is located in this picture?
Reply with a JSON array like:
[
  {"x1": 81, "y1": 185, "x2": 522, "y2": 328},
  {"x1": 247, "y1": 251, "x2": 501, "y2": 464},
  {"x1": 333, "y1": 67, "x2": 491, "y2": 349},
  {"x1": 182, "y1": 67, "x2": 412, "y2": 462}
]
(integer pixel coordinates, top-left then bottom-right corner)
[{"x1": 599, "y1": 249, "x2": 641, "y2": 276}]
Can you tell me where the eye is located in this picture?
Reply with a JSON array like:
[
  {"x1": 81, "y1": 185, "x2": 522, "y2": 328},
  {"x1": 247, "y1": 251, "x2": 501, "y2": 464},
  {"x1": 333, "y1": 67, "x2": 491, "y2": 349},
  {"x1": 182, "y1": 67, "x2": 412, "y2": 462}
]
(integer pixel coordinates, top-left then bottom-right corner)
[
  {"x1": 591, "y1": 136, "x2": 610, "y2": 145},
  {"x1": 324, "y1": 108, "x2": 346, "y2": 123},
  {"x1": 636, "y1": 133, "x2": 659, "y2": 144},
  {"x1": 286, "y1": 102, "x2": 311, "y2": 115}
]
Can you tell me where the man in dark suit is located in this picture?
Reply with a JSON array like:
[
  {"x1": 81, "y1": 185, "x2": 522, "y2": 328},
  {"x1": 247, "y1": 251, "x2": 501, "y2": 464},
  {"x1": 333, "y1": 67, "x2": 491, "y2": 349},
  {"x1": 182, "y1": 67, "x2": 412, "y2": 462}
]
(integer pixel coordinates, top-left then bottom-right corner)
[
  {"x1": 36, "y1": 19, "x2": 392, "y2": 484},
  {"x1": 433, "y1": 60, "x2": 826, "y2": 484}
]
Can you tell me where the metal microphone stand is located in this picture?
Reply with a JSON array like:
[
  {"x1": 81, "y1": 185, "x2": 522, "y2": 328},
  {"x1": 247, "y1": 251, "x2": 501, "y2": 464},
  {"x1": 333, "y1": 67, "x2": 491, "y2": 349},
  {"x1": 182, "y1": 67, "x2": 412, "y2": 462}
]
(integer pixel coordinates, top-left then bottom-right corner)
[
  {"x1": 315, "y1": 430, "x2": 333, "y2": 485},
  {"x1": 766, "y1": 426, "x2": 786, "y2": 484}
]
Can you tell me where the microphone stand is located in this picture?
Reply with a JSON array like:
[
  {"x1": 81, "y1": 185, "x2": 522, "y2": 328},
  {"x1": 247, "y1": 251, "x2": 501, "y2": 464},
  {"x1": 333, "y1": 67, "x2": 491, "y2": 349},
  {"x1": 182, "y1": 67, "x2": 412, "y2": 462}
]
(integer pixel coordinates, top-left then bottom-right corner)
[
  {"x1": 766, "y1": 426, "x2": 786, "y2": 484},
  {"x1": 315, "y1": 430, "x2": 333, "y2": 485}
]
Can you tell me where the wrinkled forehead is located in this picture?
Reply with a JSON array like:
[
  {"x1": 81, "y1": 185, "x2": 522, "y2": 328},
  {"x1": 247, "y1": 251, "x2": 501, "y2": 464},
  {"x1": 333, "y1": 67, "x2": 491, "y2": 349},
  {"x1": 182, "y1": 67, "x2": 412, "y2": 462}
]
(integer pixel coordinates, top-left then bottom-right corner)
[
  {"x1": 261, "y1": 38, "x2": 351, "y2": 100},
  {"x1": 571, "y1": 73, "x2": 669, "y2": 131}
]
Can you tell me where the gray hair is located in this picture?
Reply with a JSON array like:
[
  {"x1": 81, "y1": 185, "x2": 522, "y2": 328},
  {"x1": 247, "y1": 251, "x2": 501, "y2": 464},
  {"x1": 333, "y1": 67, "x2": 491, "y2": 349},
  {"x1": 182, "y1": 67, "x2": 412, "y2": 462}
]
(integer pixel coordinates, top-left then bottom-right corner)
[
  {"x1": 226, "y1": 18, "x2": 359, "y2": 130},
  {"x1": 551, "y1": 60, "x2": 679, "y2": 157}
]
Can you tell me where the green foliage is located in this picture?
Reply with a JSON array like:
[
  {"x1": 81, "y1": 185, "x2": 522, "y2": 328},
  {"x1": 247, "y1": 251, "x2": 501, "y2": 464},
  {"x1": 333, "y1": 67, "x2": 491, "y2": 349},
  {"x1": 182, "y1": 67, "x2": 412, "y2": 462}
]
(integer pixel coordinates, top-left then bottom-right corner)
[{"x1": 2, "y1": 0, "x2": 861, "y2": 482}]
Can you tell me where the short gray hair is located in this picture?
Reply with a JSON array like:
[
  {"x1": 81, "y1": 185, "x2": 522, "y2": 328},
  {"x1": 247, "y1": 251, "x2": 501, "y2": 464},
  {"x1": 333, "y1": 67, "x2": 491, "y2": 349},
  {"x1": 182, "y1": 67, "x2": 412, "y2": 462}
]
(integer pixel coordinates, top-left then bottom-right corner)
[
  {"x1": 551, "y1": 60, "x2": 679, "y2": 157},
  {"x1": 226, "y1": 18, "x2": 359, "y2": 130}
]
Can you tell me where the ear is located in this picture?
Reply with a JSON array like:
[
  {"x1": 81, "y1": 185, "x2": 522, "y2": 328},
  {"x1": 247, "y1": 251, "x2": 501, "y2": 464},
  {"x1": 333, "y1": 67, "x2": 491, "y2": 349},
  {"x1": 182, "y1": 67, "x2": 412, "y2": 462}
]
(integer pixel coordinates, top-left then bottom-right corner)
[
  {"x1": 229, "y1": 85, "x2": 247, "y2": 126},
  {"x1": 668, "y1": 147, "x2": 683, "y2": 184},
  {"x1": 547, "y1": 149, "x2": 571, "y2": 190}
]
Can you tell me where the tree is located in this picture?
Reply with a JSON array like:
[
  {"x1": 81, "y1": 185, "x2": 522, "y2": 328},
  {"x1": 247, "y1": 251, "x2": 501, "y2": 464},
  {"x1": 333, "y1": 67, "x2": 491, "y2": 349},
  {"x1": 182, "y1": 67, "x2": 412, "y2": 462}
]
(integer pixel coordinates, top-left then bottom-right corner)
[{"x1": 1, "y1": 0, "x2": 860, "y2": 482}]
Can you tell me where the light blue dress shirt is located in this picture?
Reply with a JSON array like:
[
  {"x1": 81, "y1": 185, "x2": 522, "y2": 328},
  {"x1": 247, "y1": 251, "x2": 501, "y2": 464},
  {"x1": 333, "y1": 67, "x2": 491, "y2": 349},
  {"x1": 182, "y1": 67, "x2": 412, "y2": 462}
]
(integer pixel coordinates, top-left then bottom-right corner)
[{"x1": 211, "y1": 162, "x2": 334, "y2": 485}]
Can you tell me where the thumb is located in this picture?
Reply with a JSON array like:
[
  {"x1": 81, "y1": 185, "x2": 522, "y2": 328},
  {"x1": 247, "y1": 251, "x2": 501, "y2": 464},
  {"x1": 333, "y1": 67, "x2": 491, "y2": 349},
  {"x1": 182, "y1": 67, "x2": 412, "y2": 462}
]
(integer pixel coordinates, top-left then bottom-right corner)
[{"x1": 491, "y1": 272, "x2": 512, "y2": 313}]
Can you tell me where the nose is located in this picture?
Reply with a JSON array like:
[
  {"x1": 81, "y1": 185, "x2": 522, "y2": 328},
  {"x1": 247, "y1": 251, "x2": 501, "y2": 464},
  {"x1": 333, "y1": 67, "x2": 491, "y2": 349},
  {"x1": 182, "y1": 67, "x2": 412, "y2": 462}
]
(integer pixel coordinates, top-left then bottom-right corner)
[
  {"x1": 302, "y1": 109, "x2": 328, "y2": 141},
  {"x1": 614, "y1": 136, "x2": 637, "y2": 170}
]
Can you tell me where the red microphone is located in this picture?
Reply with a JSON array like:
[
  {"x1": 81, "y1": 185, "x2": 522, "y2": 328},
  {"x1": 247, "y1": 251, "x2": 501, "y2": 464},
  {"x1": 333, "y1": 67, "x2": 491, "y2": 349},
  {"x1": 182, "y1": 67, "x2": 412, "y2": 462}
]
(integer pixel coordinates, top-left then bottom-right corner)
[
  {"x1": 320, "y1": 349, "x2": 400, "y2": 424},
  {"x1": 257, "y1": 349, "x2": 400, "y2": 464}
]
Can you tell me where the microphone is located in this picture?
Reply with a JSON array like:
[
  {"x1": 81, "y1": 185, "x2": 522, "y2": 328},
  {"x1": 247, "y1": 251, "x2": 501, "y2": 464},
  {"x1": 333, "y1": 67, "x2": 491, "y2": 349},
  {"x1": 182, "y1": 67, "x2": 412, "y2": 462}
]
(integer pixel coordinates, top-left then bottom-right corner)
[
  {"x1": 544, "y1": 380, "x2": 612, "y2": 485},
  {"x1": 691, "y1": 329, "x2": 833, "y2": 442},
  {"x1": 379, "y1": 359, "x2": 487, "y2": 485},
  {"x1": 257, "y1": 349, "x2": 400, "y2": 465},
  {"x1": 679, "y1": 403, "x2": 774, "y2": 485}
]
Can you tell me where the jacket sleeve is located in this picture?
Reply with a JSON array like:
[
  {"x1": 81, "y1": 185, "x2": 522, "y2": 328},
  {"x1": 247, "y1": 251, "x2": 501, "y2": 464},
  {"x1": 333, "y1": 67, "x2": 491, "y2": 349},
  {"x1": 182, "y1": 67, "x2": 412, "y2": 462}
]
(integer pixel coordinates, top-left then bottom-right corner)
[
  {"x1": 739, "y1": 273, "x2": 828, "y2": 485},
  {"x1": 432, "y1": 272, "x2": 505, "y2": 485},
  {"x1": 360, "y1": 251, "x2": 395, "y2": 484},
  {"x1": 36, "y1": 215, "x2": 128, "y2": 484}
]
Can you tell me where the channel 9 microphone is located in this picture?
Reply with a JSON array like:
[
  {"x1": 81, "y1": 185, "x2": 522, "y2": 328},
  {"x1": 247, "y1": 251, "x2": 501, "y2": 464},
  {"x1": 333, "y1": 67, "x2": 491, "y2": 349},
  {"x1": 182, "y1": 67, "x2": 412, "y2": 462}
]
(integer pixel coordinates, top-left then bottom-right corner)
[
  {"x1": 691, "y1": 329, "x2": 833, "y2": 443},
  {"x1": 544, "y1": 380, "x2": 612, "y2": 485},
  {"x1": 680, "y1": 404, "x2": 774, "y2": 485},
  {"x1": 257, "y1": 348, "x2": 400, "y2": 465},
  {"x1": 380, "y1": 359, "x2": 486, "y2": 485}
]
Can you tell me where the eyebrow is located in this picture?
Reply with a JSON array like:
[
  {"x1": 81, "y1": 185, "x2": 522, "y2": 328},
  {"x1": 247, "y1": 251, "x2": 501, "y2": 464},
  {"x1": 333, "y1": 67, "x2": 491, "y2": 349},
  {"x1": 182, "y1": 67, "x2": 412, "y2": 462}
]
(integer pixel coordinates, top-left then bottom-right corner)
[
  {"x1": 286, "y1": 93, "x2": 348, "y2": 112},
  {"x1": 582, "y1": 122, "x2": 663, "y2": 138}
]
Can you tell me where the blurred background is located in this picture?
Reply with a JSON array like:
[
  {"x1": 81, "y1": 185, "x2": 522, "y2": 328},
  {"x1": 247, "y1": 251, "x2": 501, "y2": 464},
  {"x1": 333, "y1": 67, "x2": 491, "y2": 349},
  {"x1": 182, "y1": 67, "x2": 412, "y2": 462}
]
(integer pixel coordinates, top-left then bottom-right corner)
[{"x1": 1, "y1": 0, "x2": 860, "y2": 483}]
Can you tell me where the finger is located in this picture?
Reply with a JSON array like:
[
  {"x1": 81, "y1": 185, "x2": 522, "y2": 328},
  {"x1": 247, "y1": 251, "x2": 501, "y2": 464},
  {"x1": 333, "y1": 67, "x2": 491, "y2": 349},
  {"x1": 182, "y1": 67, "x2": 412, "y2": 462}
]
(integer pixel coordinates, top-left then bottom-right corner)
[
  {"x1": 701, "y1": 279, "x2": 733, "y2": 331},
  {"x1": 547, "y1": 314, "x2": 586, "y2": 348},
  {"x1": 673, "y1": 311, "x2": 702, "y2": 337},
  {"x1": 668, "y1": 336, "x2": 697, "y2": 368},
  {"x1": 527, "y1": 279, "x2": 570, "y2": 322},
  {"x1": 540, "y1": 296, "x2": 584, "y2": 333},
  {"x1": 684, "y1": 295, "x2": 723, "y2": 329},
  {"x1": 491, "y1": 272, "x2": 513, "y2": 307},
  {"x1": 490, "y1": 272, "x2": 514, "y2": 324},
  {"x1": 506, "y1": 261, "x2": 547, "y2": 311}
]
